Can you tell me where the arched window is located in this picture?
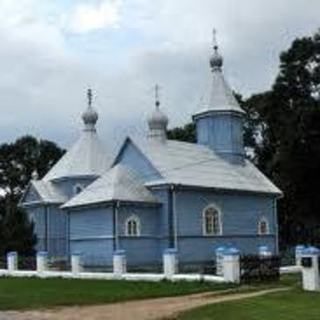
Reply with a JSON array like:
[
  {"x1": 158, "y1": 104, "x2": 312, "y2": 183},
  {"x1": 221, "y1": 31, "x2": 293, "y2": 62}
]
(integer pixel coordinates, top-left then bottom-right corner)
[
  {"x1": 203, "y1": 205, "x2": 222, "y2": 236},
  {"x1": 74, "y1": 184, "x2": 84, "y2": 195},
  {"x1": 126, "y1": 216, "x2": 140, "y2": 237},
  {"x1": 258, "y1": 217, "x2": 269, "y2": 235}
]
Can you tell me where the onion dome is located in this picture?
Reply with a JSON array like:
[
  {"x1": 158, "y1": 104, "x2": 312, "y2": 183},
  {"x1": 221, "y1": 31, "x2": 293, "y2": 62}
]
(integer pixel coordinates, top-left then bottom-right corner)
[
  {"x1": 210, "y1": 45, "x2": 223, "y2": 70},
  {"x1": 210, "y1": 29, "x2": 223, "y2": 71},
  {"x1": 147, "y1": 85, "x2": 169, "y2": 142},
  {"x1": 82, "y1": 88, "x2": 98, "y2": 131},
  {"x1": 43, "y1": 88, "x2": 112, "y2": 182}
]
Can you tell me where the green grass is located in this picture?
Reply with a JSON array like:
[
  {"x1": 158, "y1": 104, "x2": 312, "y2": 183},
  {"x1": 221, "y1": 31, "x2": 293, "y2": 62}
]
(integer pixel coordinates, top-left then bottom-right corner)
[
  {"x1": 172, "y1": 275, "x2": 320, "y2": 320},
  {"x1": 0, "y1": 277, "x2": 233, "y2": 310}
]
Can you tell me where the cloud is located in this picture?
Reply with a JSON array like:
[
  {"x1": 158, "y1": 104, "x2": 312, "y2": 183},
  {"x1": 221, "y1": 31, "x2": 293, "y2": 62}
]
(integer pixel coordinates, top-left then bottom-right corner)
[
  {"x1": 0, "y1": 0, "x2": 320, "y2": 153},
  {"x1": 65, "y1": 0, "x2": 122, "y2": 34}
]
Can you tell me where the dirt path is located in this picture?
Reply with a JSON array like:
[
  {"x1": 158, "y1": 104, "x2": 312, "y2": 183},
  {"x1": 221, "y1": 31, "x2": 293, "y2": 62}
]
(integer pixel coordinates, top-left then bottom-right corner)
[{"x1": 1, "y1": 287, "x2": 289, "y2": 320}]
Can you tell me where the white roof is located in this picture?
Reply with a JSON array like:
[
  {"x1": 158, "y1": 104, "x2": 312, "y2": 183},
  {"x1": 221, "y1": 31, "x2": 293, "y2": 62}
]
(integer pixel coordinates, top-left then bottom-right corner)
[
  {"x1": 24, "y1": 180, "x2": 67, "y2": 204},
  {"x1": 43, "y1": 131, "x2": 112, "y2": 181},
  {"x1": 195, "y1": 70, "x2": 245, "y2": 116},
  {"x1": 130, "y1": 138, "x2": 281, "y2": 196},
  {"x1": 62, "y1": 164, "x2": 159, "y2": 208}
]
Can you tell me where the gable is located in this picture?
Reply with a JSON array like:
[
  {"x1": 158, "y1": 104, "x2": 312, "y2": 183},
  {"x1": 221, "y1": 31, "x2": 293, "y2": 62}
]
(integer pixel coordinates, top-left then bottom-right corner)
[
  {"x1": 113, "y1": 138, "x2": 162, "y2": 183},
  {"x1": 20, "y1": 183, "x2": 42, "y2": 204}
]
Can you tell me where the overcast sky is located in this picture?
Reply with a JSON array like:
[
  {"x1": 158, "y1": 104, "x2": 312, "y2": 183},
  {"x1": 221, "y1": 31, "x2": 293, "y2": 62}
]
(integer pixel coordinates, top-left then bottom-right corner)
[{"x1": 0, "y1": 0, "x2": 319, "y2": 152}]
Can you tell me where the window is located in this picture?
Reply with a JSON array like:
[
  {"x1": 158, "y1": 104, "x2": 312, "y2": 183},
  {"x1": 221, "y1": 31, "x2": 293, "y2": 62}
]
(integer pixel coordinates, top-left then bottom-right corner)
[
  {"x1": 126, "y1": 216, "x2": 140, "y2": 237},
  {"x1": 203, "y1": 205, "x2": 222, "y2": 236},
  {"x1": 74, "y1": 184, "x2": 84, "y2": 195},
  {"x1": 258, "y1": 217, "x2": 269, "y2": 235}
]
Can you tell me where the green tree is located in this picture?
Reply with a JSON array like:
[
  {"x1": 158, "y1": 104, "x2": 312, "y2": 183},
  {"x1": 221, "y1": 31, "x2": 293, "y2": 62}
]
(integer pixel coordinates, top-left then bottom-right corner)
[
  {"x1": 248, "y1": 31, "x2": 320, "y2": 247},
  {"x1": 0, "y1": 136, "x2": 65, "y2": 256}
]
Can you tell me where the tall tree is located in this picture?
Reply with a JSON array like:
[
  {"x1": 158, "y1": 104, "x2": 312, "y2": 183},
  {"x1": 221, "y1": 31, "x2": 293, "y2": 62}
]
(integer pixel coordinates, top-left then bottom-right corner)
[
  {"x1": 0, "y1": 136, "x2": 65, "y2": 256},
  {"x1": 248, "y1": 31, "x2": 320, "y2": 247}
]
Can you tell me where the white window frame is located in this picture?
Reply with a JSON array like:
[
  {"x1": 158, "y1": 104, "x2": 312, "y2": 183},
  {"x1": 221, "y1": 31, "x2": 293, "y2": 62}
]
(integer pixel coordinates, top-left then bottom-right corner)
[
  {"x1": 73, "y1": 184, "x2": 84, "y2": 195},
  {"x1": 202, "y1": 204, "x2": 222, "y2": 236},
  {"x1": 125, "y1": 215, "x2": 141, "y2": 237},
  {"x1": 258, "y1": 216, "x2": 270, "y2": 235}
]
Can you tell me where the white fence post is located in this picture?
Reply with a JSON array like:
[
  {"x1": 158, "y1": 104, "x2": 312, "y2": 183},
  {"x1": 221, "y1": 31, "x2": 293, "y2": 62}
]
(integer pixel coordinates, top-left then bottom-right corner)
[
  {"x1": 71, "y1": 252, "x2": 83, "y2": 274},
  {"x1": 215, "y1": 246, "x2": 226, "y2": 276},
  {"x1": 223, "y1": 248, "x2": 240, "y2": 283},
  {"x1": 7, "y1": 252, "x2": 18, "y2": 273},
  {"x1": 301, "y1": 247, "x2": 320, "y2": 292},
  {"x1": 113, "y1": 250, "x2": 127, "y2": 276},
  {"x1": 36, "y1": 251, "x2": 48, "y2": 273},
  {"x1": 295, "y1": 245, "x2": 305, "y2": 266},
  {"x1": 163, "y1": 248, "x2": 178, "y2": 278}
]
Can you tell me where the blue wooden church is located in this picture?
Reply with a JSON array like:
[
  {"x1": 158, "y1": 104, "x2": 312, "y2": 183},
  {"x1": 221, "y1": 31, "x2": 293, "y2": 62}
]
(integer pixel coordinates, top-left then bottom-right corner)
[{"x1": 21, "y1": 35, "x2": 281, "y2": 268}]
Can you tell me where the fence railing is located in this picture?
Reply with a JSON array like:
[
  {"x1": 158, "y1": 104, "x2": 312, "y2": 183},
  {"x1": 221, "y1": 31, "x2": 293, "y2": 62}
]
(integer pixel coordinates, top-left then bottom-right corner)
[{"x1": 240, "y1": 255, "x2": 281, "y2": 283}]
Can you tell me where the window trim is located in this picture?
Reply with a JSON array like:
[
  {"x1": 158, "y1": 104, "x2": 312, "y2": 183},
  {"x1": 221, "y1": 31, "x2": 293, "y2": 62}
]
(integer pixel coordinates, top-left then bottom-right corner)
[
  {"x1": 125, "y1": 215, "x2": 141, "y2": 237},
  {"x1": 202, "y1": 204, "x2": 222, "y2": 236},
  {"x1": 258, "y1": 216, "x2": 270, "y2": 235}
]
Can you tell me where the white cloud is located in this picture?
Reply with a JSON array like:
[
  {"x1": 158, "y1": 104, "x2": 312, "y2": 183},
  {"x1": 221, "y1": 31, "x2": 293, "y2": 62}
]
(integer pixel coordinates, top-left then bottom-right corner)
[
  {"x1": 66, "y1": 0, "x2": 122, "y2": 34},
  {"x1": 0, "y1": 0, "x2": 320, "y2": 152}
]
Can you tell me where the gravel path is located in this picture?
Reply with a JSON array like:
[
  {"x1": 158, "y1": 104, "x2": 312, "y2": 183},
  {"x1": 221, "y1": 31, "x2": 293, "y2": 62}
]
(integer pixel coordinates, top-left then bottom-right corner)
[{"x1": 0, "y1": 287, "x2": 289, "y2": 320}]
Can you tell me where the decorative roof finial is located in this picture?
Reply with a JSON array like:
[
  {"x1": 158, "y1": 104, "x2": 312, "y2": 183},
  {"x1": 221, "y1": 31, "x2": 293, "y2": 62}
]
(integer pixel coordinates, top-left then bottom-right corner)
[
  {"x1": 82, "y1": 87, "x2": 98, "y2": 131},
  {"x1": 212, "y1": 28, "x2": 218, "y2": 50},
  {"x1": 210, "y1": 28, "x2": 223, "y2": 71},
  {"x1": 155, "y1": 84, "x2": 160, "y2": 108},
  {"x1": 87, "y1": 88, "x2": 93, "y2": 108},
  {"x1": 147, "y1": 84, "x2": 169, "y2": 142}
]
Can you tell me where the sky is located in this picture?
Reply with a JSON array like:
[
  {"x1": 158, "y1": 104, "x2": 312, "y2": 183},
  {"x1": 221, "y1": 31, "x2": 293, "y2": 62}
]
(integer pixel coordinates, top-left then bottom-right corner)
[{"x1": 0, "y1": 0, "x2": 319, "y2": 152}]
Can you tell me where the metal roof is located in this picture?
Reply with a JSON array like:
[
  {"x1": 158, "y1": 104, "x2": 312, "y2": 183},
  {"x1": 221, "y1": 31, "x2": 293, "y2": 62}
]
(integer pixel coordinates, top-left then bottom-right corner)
[
  {"x1": 195, "y1": 70, "x2": 245, "y2": 116},
  {"x1": 193, "y1": 37, "x2": 244, "y2": 117},
  {"x1": 24, "y1": 180, "x2": 67, "y2": 204},
  {"x1": 129, "y1": 138, "x2": 281, "y2": 196},
  {"x1": 62, "y1": 164, "x2": 159, "y2": 209},
  {"x1": 43, "y1": 130, "x2": 112, "y2": 181}
]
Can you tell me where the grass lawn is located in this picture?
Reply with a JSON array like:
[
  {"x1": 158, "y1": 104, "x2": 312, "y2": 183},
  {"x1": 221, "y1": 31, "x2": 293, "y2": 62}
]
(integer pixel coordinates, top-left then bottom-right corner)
[
  {"x1": 0, "y1": 277, "x2": 233, "y2": 310},
  {"x1": 174, "y1": 282, "x2": 320, "y2": 320}
]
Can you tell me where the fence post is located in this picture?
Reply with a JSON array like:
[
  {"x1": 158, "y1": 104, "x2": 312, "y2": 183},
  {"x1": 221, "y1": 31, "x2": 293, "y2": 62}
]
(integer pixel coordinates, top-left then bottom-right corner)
[
  {"x1": 301, "y1": 247, "x2": 320, "y2": 292},
  {"x1": 295, "y1": 245, "x2": 305, "y2": 266},
  {"x1": 71, "y1": 252, "x2": 83, "y2": 274},
  {"x1": 113, "y1": 250, "x2": 127, "y2": 277},
  {"x1": 163, "y1": 248, "x2": 178, "y2": 278},
  {"x1": 259, "y1": 245, "x2": 272, "y2": 257},
  {"x1": 215, "y1": 246, "x2": 226, "y2": 276},
  {"x1": 7, "y1": 252, "x2": 18, "y2": 273},
  {"x1": 36, "y1": 251, "x2": 48, "y2": 273},
  {"x1": 223, "y1": 248, "x2": 240, "y2": 283}
]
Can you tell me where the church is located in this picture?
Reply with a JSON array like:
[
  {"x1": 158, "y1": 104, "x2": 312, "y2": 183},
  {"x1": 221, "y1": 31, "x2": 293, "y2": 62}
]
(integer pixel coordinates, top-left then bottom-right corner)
[{"x1": 20, "y1": 35, "x2": 281, "y2": 268}]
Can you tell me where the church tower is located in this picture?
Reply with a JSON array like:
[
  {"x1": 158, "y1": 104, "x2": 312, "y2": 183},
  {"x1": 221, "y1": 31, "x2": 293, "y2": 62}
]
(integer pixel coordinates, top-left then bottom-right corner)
[{"x1": 192, "y1": 31, "x2": 245, "y2": 164}]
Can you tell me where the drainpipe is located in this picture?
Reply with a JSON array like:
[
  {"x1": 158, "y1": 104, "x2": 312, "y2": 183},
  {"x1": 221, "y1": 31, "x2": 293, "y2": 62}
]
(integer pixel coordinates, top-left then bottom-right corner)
[
  {"x1": 274, "y1": 198, "x2": 279, "y2": 254},
  {"x1": 46, "y1": 206, "x2": 50, "y2": 254},
  {"x1": 44, "y1": 206, "x2": 49, "y2": 252},
  {"x1": 115, "y1": 201, "x2": 120, "y2": 251},
  {"x1": 172, "y1": 185, "x2": 178, "y2": 250}
]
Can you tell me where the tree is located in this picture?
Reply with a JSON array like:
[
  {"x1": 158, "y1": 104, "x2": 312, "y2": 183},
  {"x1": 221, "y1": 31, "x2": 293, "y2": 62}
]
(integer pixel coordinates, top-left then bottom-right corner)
[
  {"x1": 0, "y1": 136, "x2": 65, "y2": 256},
  {"x1": 247, "y1": 31, "x2": 320, "y2": 247},
  {"x1": 167, "y1": 123, "x2": 196, "y2": 143}
]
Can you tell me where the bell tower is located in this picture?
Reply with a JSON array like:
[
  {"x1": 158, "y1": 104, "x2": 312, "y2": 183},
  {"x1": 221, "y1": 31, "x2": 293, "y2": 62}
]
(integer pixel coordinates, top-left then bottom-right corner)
[{"x1": 192, "y1": 30, "x2": 245, "y2": 164}]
